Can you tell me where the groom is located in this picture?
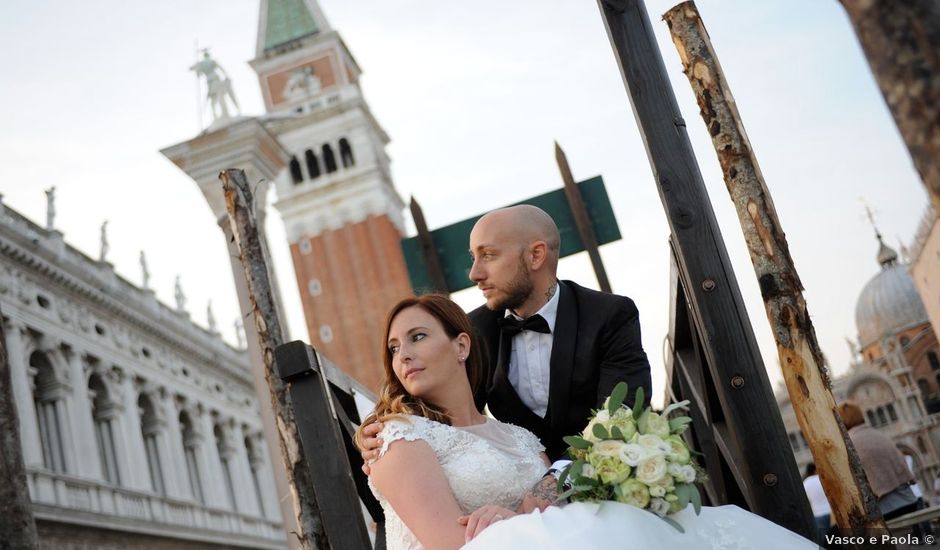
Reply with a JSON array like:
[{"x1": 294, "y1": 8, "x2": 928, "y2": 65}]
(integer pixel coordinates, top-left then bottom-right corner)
[
  {"x1": 360, "y1": 205, "x2": 651, "y2": 505},
  {"x1": 467, "y1": 205, "x2": 651, "y2": 461}
]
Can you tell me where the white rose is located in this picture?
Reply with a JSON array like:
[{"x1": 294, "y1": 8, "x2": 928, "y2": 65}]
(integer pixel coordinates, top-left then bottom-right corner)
[
  {"x1": 593, "y1": 439, "x2": 627, "y2": 458},
  {"x1": 581, "y1": 463, "x2": 597, "y2": 479},
  {"x1": 668, "y1": 463, "x2": 697, "y2": 484},
  {"x1": 638, "y1": 434, "x2": 670, "y2": 455},
  {"x1": 595, "y1": 409, "x2": 611, "y2": 423},
  {"x1": 635, "y1": 454, "x2": 668, "y2": 485},
  {"x1": 619, "y1": 443, "x2": 648, "y2": 467},
  {"x1": 649, "y1": 497, "x2": 671, "y2": 517}
]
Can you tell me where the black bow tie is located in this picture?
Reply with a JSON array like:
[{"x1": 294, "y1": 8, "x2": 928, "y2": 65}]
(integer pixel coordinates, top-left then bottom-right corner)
[{"x1": 498, "y1": 314, "x2": 550, "y2": 336}]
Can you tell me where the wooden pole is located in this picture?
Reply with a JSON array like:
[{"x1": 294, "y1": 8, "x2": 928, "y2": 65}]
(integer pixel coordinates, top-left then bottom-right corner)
[
  {"x1": 597, "y1": 0, "x2": 815, "y2": 537},
  {"x1": 220, "y1": 169, "x2": 327, "y2": 550},
  {"x1": 839, "y1": 1, "x2": 940, "y2": 212},
  {"x1": 663, "y1": 1, "x2": 888, "y2": 537},
  {"x1": 409, "y1": 196, "x2": 449, "y2": 293},
  {"x1": 0, "y1": 314, "x2": 39, "y2": 549},
  {"x1": 555, "y1": 142, "x2": 612, "y2": 293}
]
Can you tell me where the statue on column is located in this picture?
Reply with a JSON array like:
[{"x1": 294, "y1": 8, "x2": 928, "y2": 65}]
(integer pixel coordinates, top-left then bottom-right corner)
[
  {"x1": 207, "y1": 301, "x2": 218, "y2": 333},
  {"x1": 139, "y1": 250, "x2": 150, "y2": 290},
  {"x1": 99, "y1": 221, "x2": 109, "y2": 262},
  {"x1": 174, "y1": 275, "x2": 187, "y2": 312},
  {"x1": 190, "y1": 49, "x2": 240, "y2": 123},
  {"x1": 44, "y1": 186, "x2": 56, "y2": 230}
]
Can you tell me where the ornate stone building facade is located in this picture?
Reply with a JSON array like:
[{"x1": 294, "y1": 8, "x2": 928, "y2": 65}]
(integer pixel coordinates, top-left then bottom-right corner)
[
  {"x1": 778, "y1": 233, "x2": 940, "y2": 500},
  {"x1": 1, "y1": 201, "x2": 285, "y2": 548}
]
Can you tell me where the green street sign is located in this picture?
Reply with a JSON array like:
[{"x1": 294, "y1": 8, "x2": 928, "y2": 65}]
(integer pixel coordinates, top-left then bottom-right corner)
[{"x1": 401, "y1": 176, "x2": 621, "y2": 293}]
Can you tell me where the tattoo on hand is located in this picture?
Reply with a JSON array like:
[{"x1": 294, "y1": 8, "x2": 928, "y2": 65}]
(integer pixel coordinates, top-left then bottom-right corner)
[{"x1": 530, "y1": 476, "x2": 558, "y2": 502}]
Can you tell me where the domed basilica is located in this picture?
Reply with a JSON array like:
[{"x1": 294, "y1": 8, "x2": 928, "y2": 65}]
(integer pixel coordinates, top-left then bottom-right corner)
[{"x1": 779, "y1": 217, "x2": 940, "y2": 498}]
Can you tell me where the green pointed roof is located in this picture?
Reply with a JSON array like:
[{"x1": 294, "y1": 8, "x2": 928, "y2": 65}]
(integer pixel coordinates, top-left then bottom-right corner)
[{"x1": 264, "y1": 0, "x2": 319, "y2": 51}]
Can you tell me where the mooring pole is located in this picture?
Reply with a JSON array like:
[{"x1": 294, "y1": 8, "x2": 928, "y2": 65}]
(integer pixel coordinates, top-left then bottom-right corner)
[{"x1": 663, "y1": 2, "x2": 888, "y2": 540}]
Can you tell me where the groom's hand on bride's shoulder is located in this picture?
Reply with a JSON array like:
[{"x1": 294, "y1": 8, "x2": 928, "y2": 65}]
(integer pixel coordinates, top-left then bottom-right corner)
[
  {"x1": 519, "y1": 474, "x2": 558, "y2": 513},
  {"x1": 357, "y1": 421, "x2": 384, "y2": 476}
]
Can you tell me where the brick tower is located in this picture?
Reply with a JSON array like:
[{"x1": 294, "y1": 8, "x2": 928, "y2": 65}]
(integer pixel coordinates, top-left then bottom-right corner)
[{"x1": 251, "y1": 0, "x2": 412, "y2": 391}]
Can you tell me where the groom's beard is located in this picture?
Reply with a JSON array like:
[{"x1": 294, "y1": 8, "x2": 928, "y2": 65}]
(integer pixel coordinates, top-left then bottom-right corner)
[{"x1": 490, "y1": 255, "x2": 534, "y2": 312}]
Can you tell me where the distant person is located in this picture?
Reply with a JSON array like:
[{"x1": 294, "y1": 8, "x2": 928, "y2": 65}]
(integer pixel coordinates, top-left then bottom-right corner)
[
  {"x1": 802, "y1": 463, "x2": 831, "y2": 533},
  {"x1": 837, "y1": 401, "x2": 917, "y2": 520}
]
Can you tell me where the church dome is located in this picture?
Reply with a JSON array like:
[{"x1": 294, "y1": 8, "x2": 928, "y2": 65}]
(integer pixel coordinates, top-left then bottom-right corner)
[{"x1": 855, "y1": 237, "x2": 928, "y2": 349}]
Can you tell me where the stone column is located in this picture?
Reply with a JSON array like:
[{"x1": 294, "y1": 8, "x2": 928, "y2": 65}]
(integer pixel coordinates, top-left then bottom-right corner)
[
  {"x1": 64, "y1": 348, "x2": 102, "y2": 479},
  {"x1": 5, "y1": 319, "x2": 42, "y2": 467},
  {"x1": 231, "y1": 422, "x2": 260, "y2": 516},
  {"x1": 200, "y1": 411, "x2": 228, "y2": 504},
  {"x1": 159, "y1": 392, "x2": 188, "y2": 499},
  {"x1": 119, "y1": 375, "x2": 151, "y2": 490},
  {"x1": 250, "y1": 432, "x2": 281, "y2": 521}
]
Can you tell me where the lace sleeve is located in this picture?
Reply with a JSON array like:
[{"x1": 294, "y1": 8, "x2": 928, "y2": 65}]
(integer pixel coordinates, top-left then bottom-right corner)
[
  {"x1": 376, "y1": 415, "x2": 430, "y2": 459},
  {"x1": 507, "y1": 423, "x2": 546, "y2": 458}
]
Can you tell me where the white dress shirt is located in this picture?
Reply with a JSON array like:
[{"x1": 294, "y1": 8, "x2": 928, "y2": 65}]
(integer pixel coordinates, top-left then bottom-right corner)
[{"x1": 505, "y1": 286, "x2": 559, "y2": 418}]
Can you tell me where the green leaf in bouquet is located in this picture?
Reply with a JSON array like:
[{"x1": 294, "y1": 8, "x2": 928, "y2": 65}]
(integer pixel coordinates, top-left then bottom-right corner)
[
  {"x1": 556, "y1": 463, "x2": 573, "y2": 493},
  {"x1": 674, "y1": 483, "x2": 692, "y2": 509},
  {"x1": 632, "y1": 386, "x2": 645, "y2": 419},
  {"x1": 570, "y1": 459, "x2": 586, "y2": 478},
  {"x1": 572, "y1": 475, "x2": 600, "y2": 487},
  {"x1": 661, "y1": 515, "x2": 685, "y2": 534},
  {"x1": 610, "y1": 425, "x2": 625, "y2": 441},
  {"x1": 668, "y1": 416, "x2": 693, "y2": 434},
  {"x1": 607, "y1": 382, "x2": 629, "y2": 415},
  {"x1": 555, "y1": 487, "x2": 582, "y2": 503},
  {"x1": 592, "y1": 423, "x2": 610, "y2": 440},
  {"x1": 564, "y1": 435, "x2": 593, "y2": 449},
  {"x1": 690, "y1": 484, "x2": 702, "y2": 515}
]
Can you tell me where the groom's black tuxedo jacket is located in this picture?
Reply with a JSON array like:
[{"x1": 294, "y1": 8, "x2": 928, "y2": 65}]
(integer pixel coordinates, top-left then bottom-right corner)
[{"x1": 469, "y1": 280, "x2": 651, "y2": 460}]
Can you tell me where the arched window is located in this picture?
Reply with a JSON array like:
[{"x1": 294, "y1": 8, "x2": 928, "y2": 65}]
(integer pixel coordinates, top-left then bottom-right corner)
[
  {"x1": 918, "y1": 378, "x2": 931, "y2": 397},
  {"x1": 245, "y1": 434, "x2": 266, "y2": 516},
  {"x1": 322, "y1": 144, "x2": 337, "y2": 173},
  {"x1": 180, "y1": 411, "x2": 204, "y2": 503},
  {"x1": 876, "y1": 407, "x2": 888, "y2": 426},
  {"x1": 887, "y1": 403, "x2": 898, "y2": 423},
  {"x1": 305, "y1": 149, "x2": 321, "y2": 179},
  {"x1": 866, "y1": 409, "x2": 876, "y2": 426},
  {"x1": 139, "y1": 393, "x2": 166, "y2": 495},
  {"x1": 215, "y1": 424, "x2": 238, "y2": 511},
  {"x1": 929, "y1": 351, "x2": 940, "y2": 371},
  {"x1": 289, "y1": 156, "x2": 303, "y2": 184},
  {"x1": 339, "y1": 138, "x2": 355, "y2": 168},
  {"x1": 89, "y1": 374, "x2": 120, "y2": 485},
  {"x1": 32, "y1": 351, "x2": 67, "y2": 473}
]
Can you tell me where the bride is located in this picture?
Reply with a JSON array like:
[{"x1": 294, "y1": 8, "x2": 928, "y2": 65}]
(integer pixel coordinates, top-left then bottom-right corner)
[{"x1": 355, "y1": 294, "x2": 817, "y2": 550}]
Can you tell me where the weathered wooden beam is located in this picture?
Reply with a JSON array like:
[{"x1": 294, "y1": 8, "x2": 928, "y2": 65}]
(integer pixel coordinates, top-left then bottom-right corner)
[
  {"x1": 276, "y1": 342, "x2": 374, "y2": 550},
  {"x1": 555, "y1": 142, "x2": 612, "y2": 293},
  {"x1": 0, "y1": 313, "x2": 39, "y2": 549},
  {"x1": 596, "y1": 0, "x2": 815, "y2": 538},
  {"x1": 839, "y1": 0, "x2": 940, "y2": 212},
  {"x1": 663, "y1": 2, "x2": 888, "y2": 538},
  {"x1": 409, "y1": 196, "x2": 448, "y2": 293},
  {"x1": 219, "y1": 169, "x2": 327, "y2": 550}
]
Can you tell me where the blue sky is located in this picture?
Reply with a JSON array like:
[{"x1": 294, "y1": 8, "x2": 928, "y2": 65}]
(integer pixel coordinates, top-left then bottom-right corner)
[{"x1": 0, "y1": 0, "x2": 928, "y2": 404}]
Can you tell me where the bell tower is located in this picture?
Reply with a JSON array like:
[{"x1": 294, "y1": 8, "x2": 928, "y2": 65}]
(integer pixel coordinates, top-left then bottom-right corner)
[{"x1": 251, "y1": 0, "x2": 412, "y2": 391}]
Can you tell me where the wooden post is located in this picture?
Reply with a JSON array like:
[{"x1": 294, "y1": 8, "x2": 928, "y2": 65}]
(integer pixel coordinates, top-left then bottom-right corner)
[
  {"x1": 409, "y1": 197, "x2": 449, "y2": 293},
  {"x1": 597, "y1": 0, "x2": 816, "y2": 538},
  {"x1": 663, "y1": 1, "x2": 888, "y2": 537},
  {"x1": 0, "y1": 314, "x2": 39, "y2": 549},
  {"x1": 275, "y1": 342, "x2": 375, "y2": 550},
  {"x1": 220, "y1": 169, "x2": 327, "y2": 550},
  {"x1": 555, "y1": 142, "x2": 612, "y2": 293},
  {"x1": 838, "y1": 1, "x2": 940, "y2": 212}
]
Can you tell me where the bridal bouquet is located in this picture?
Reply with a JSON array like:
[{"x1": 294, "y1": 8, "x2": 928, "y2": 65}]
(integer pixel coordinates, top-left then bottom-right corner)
[{"x1": 559, "y1": 382, "x2": 703, "y2": 530}]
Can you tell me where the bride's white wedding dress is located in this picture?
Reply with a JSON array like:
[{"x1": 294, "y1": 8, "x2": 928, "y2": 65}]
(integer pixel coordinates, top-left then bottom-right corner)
[{"x1": 370, "y1": 415, "x2": 817, "y2": 550}]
